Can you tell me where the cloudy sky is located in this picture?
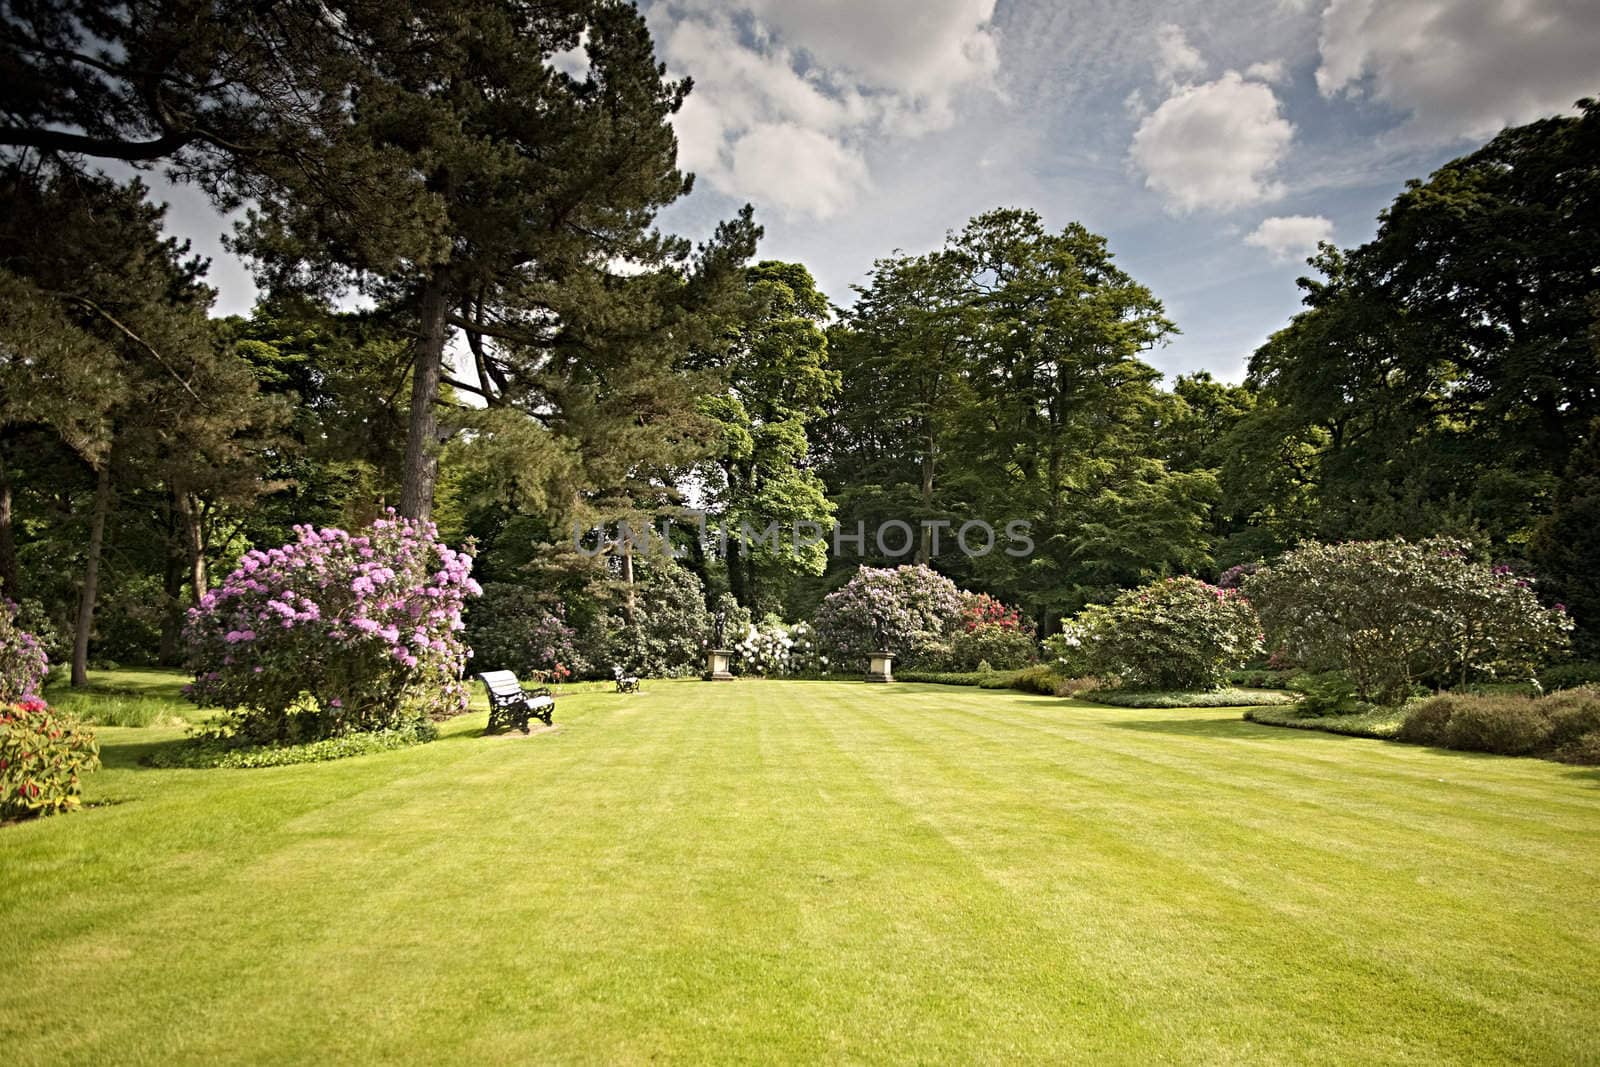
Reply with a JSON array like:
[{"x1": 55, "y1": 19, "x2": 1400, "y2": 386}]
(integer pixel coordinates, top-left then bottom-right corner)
[{"x1": 150, "y1": 0, "x2": 1600, "y2": 382}]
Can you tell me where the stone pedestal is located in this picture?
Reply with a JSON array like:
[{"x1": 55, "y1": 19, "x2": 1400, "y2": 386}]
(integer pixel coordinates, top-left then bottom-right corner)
[
  {"x1": 864, "y1": 651, "x2": 895, "y2": 683},
  {"x1": 703, "y1": 648, "x2": 735, "y2": 681}
]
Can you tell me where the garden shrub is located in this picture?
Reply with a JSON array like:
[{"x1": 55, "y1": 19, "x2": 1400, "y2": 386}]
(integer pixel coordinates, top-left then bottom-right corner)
[
  {"x1": 1396, "y1": 688, "x2": 1600, "y2": 763},
  {"x1": 942, "y1": 623, "x2": 1038, "y2": 671},
  {"x1": 732, "y1": 617, "x2": 824, "y2": 676},
  {"x1": 1006, "y1": 664, "x2": 1070, "y2": 696},
  {"x1": 1540, "y1": 660, "x2": 1600, "y2": 691},
  {"x1": 605, "y1": 562, "x2": 710, "y2": 677},
  {"x1": 959, "y1": 593, "x2": 1025, "y2": 632},
  {"x1": 1, "y1": 697, "x2": 100, "y2": 819},
  {"x1": 1246, "y1": 538, "x2": 1572, "y2": 706},
  {"x1": 184, "y1": 512, "x2": 480, "y2": 745},
  {"x1": 1244, "y1": 704, "x2": 1408, "y2": 739},
  {"x1": 465, "y1": 583, "x2": 591, "y2": 680},
  {"x1": 1046, "y1": 577, "x2": 1261, "y2": 691},
  {"x1": 0, "y1": 599, "x2": 49, "y2": 702},
  {"x1": 813, "y1": 564, "x2": 964, "y2": 670},
  {"x1": 1288, "y1": 671, "x2": 1368, "y2": 716}
]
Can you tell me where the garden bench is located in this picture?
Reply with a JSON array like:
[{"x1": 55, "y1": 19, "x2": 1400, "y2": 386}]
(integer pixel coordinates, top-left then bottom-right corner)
[
  {"x1": 477, "y1": 670, "x2": 555, "y2": 733},
  {"x1": 613, "y1": 666, "x2": 641, "y2": 694}
]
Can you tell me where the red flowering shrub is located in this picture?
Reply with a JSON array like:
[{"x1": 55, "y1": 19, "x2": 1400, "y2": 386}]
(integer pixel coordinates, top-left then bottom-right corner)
[
  {"x1": 1, "y1": 697, "x2": 100, "y2": 819},
  {"x1": 960, "y1": 593, "x2": 1026, "y2": 633}
]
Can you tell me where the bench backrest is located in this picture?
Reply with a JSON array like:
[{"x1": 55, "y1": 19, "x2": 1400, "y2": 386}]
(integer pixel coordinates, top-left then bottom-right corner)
[{"x1": 477, "y1": 670, "x2": 525, "y2": 698}]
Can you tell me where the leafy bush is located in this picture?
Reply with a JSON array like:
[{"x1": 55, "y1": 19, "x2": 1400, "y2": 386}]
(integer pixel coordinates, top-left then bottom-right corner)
[
  {"x1": 1226, "y1": 668, "x2": 1302, "y2": 690},
  {"x1": 466, "y1": 583, "x2": 591, "y2": 679},
  {"x1": 732, "y1": 617, "x2": 824, "y2": 676},
  {"x1": 897, "y1": 669, "x2": 1011, "y2": 687},
  {"x1": 1540, "y1": 660, "x2": 1600, "y2": 691},
  {"x1": 813, "y1": 564, "x2": 964, "y2": 670},
  {"x1": 1046, "y1": 577, "x2": 1261, "y2": 691},
  {"x1": 1, "y1": 697, "x2": 100, "y2": 819},
  {"x1": 145, "y1": 721, "x2": 436, "y2": 769},
  {"x1": 1082, "y1": 688, "x2": 1297, "y2": 708},
  {"x1": 605, "y1": 563, "x2": 710, "y2": 677},
  {"x1": 1246, "y1": 538, "x2": 1572, "y2": 706},
  {"x1": 0, "y1": 599, "x2": 49, "y2": 702},
  {"x1": 1396, "y1": 688, "x2": 1600, "y2": 763},
  {"x1": 942, "y1": 623, "x2": 1038, "y2": 671},
  {"x1": 184, "y1": 512, "x2": 479, "y2": 745},
  {"x1": 959, "y1": 593, "x2": 1026, "y2": 632},
  {"x1": 1288, "y1": 671, "x2": 1368, "y2": 716}
]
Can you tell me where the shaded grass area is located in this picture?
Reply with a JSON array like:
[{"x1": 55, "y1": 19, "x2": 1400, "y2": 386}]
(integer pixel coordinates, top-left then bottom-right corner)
[
  {"x1": 4, "y1": 678, "x2": 1599, "y2": 1063},
  {"x1": 1245, "y1": 703, "x2": 1408, "y2": 739},
  {"x1": 40, "y1": 668, "x2": 205, "y2": 727}
]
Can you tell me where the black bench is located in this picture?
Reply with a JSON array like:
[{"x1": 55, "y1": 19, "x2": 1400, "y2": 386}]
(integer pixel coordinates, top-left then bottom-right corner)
[
  {"x1": 477, "y1": 670, "x2": 555, "y2": 733},
  {"x1": 613, "y1": 666, "x2": 640, "y2": 694}
]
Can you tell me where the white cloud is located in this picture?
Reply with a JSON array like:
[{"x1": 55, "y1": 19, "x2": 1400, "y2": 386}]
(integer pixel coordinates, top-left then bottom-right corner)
[
  {"x1": 1244, "y1": 59, "x2": 1287, "y2": 84},
  {"x1": 1315, "y1": 0, "x2": 1600, "y2": 142},
  {"x1": 655, "y1": 1, "x2": 1000, "y2": 217},
  {"x1": 1154, "y1": 23, "x2": 1206, "y2": 85},
  {"x1": 727, "y1": 123, "x2": 870, "y2": 220},
  {"x1": 1130, "y1": 71, "x2": 1295, "y2": 213},
  {"x1": 1244, "y1": 214, "x2": 1333, "y2": 258}
]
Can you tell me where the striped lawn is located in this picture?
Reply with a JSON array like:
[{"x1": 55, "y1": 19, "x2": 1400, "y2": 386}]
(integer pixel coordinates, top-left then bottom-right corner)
[{"x1": 3, "y1": 676, "x2": 1597, "y2": 1064}]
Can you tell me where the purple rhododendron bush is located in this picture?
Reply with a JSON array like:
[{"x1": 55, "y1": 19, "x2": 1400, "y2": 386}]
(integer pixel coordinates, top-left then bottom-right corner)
[
  {"x1": 184, "y1": 512, "x2": 481, "y2": 745},
  {"x1": 813, "y1": 564, "x2": 966, "y2": 668},
  {"x1": 0, "y1": 598, "x2": 49, "y2": 703}
]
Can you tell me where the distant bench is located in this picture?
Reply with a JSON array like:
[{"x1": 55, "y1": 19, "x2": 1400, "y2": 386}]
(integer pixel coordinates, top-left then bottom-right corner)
[
  {"x1": 613, "y1": 666, "x2": 640, "y2": 694},
  {"x1": 477, "y1": 670, "x2": 555, "y2": 734}
]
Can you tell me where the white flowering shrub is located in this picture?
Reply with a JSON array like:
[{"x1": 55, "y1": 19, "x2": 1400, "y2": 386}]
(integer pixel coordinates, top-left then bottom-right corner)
[{"x1": 733, "y1": 617, "x2": 826, "y2": 676}]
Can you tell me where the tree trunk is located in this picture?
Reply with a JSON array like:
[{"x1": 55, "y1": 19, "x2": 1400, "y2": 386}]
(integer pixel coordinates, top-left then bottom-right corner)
[
  {"x1": 175, "y1": 490, "x2": 208, "y2": 599},
  {"x1": 621, "y1": 537, "x2": 636, "y2": 623},
  {"x1": 71, "y1": 459, "x2": 112, "y2": 687},
  {"x1": 917, "y1": 423, "x2": 936, "y2": 563},
  {"x1": 399, "y1": 279, "x2": 450, "y2": 521},
  {"x1": 158, "y1": 547, "x2": 185, "y2": 666},
  {"x1": 0, "y1": 456, "x2": 18, "y2": 601}
]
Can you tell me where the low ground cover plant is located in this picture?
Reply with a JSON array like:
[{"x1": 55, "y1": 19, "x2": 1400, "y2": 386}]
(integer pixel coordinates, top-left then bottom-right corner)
[
  {"x1": 1243, "y1": 705, "x2": 1408, "y2": 739},
  {"x1": 144, "y1": 721, "x2": 437, "y2": 769}
]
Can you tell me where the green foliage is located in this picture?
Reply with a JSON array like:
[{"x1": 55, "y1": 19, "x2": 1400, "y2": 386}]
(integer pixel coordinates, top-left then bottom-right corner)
[
  {"x1": 1397, "y1": 688, "x2": 1600, "y2": 763},
  {"x1": 941, "y1": 623, "x2": 1038, "y2": 671},
  {"x1": 1540, "y1": 660, "x2": 1600, "y2": 691},
  {"x1": 1048, "y1": 577, "x2": 1260, "y2": 691},
  {"x1": 145, "y1": 722, "x2": 436, "y2": 770},
  {"x1": 1246, "y1": 538, "x2": 1573, "y2": 705},
  {"x1": 1084, "y1": 688, "x2": 1297, "y2": 709},
  {"x1": 1288, "y1": 671, "x2": 1369, "y2": 716},
  {"x1": 606, "y1": 563, "x2": 710, "y2": 678},
  {"x1": 1226, "y1": 668, "x2": 1302, "y2": 690},
  {"x1": 465, "y1": 584, "x2": 591, "y2": 680},
  {"x1": 0, "y1": 698, "x2": 99, "y2": 818},
  {"x1": 896, "y1": 664, "x2": 1091, "y2": 697}
]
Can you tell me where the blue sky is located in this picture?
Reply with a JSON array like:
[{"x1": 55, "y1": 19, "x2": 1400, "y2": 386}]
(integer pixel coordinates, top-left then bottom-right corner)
[{"x1": 147, "y1": 0, "x2": 1600, "y2": 383}]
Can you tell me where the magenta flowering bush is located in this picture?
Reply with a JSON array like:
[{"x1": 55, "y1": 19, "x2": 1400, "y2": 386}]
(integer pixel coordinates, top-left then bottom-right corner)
[
  {"x1": 184, "y1": 512, "x2": 480, "y2": 743},
  {"x1": 0, "y1": 599, "x2": 49, "y2": 703},
  {"x1": 813, "y1": 564, "x2": 965, "y2": 669}
]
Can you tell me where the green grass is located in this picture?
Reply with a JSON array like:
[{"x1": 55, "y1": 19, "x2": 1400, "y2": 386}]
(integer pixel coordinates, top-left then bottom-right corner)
[
  {"x1": 4, "y1": 672, "x2": 1599, "y2": 1063},
  {"x1": 40, "y1": 667, "x2": 206, "y2": 727}
]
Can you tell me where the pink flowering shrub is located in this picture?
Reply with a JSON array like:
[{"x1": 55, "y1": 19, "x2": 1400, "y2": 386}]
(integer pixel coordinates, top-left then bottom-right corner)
[
  {"x1": 0, "y1": 599, "x2": 49, "y2": 703},
  {"x1": 1, "y1": 696, "x2": 99, "y2": 819},
  {"x1": 184, "y1": 512, "x2": 480, "y2": 743}
]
